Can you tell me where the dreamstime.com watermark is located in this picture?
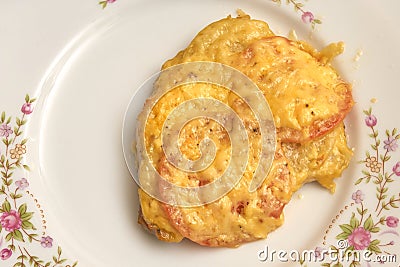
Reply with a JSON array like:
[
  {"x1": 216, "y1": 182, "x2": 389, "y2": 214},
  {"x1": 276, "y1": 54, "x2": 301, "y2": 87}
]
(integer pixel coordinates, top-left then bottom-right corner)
[{"x1": 257, "y1": 240, "x2": 398, "y2": 265}]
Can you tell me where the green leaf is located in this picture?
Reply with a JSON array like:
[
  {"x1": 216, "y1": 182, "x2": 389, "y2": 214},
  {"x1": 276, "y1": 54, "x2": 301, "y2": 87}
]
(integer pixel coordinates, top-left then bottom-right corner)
[
  {"x1": 1, "y1": 112, "x2": 5, "y2": 123},
  {"x1": 313, "y1": 19, "x2": 322, "y2": 24},
  {"x1": 8, "y1": 244, "x2": 15, "y2": 252},
  {"x1": 99, "y1": 1, "x2": 107, "y2": 8},
  {"x1": 29, "y1": 98, "x2": 36, "y2": 104},
  {"x1": 370, "y1": 239, "x2": 380, "y2": 246},
  {"x1": 21, "y1": 220, "x2": 35, "y2": 230},
  {"x1": 352, "y1": 261, "x2": 361, "y2": 267},
  {"x1": 52, "y1": 256, "x2": 58, "y2": 263},
  {"x1": 58, "y1": 246, "x2": 62, "y2": 255},
  {"x1": 5, "y1": 232, "x2": 13, "y2": 241},
  {"x1": 357, "y1": 207, "x2": 367, "y2": 216},
  {"x1": 365, "y1": 108, "x2": 372, "y2": 115},
  {"x1": 2, "y1": 199, "x2": 11, "y2": 212},
  {"x1": 20, "y1": 211, "x2": 34, "y2": 221},
  {"x1": 27, "y1": 233, "x2": 38, "y2": 242},
  {"x1": 354, "y1": 178, "x2": 363, "y2": 185},
  {"x1": 25, "y1": 94, "x2": 30, "y2": 103},
  {"x1": 13, "y1": 229, "x2": 24, "y2": 242},
  {"x1": 18, "y1": 203, "x2": 27, "y2": 215},
  {"x1": 339, "y1": 224, "x2": 353, "y2": 234},
  {"x1": 350, "y1": 213, "x2": 360, "y2": 228},
  {"x1": 390, "y1": 201, "x2": 399, "y2": 208},
  {"x1": 382, "y1": 202, "x2": 390, "y2": 210},
  {"x1": 23, "y1": 165, "x2": 30, "y2": 171},
  {"x1": 11, "y1": 193, "x2": 22, "y2": 200},
  {"x1": 336, "y1": 232, "x2": 349, "y2": 240},
  {"x1": 370, "y1": 227, "x2": 380, "y2": 233},
  {"x1": 363, "y1": 215, "x2": 374, "y2": 231},
  {"x1": 368, "y1": 244, "x2": 381, "y2": 254}
]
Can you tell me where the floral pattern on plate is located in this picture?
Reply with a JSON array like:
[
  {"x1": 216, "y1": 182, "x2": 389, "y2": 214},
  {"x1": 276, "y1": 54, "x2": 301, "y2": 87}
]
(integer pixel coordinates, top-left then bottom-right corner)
[
  {"x1": 0, "y1": 95, "x2": 77, "y2": 267},
  {"x1": 314, "y1": 107, "x2": 400, "y2": 267},
  {"x1": 270, "y1": 0, "x2": 322, "y2": 28},
  {"x1": 99, "y1": 0, "x2": 322, "y2": 29}
]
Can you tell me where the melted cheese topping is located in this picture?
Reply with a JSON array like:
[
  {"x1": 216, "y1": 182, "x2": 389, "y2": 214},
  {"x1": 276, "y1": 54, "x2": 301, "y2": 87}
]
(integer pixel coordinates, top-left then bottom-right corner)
[
  {"x1": 161, "y1": 146, "x2": 293, "y2": 247},
  {"x1": 282, "y1": 123, "x2": 353, "y2": 193},
  {"x1": 163, "y1": 15, "x2": 353, "y2": 143},
  {"x1": 137, "y1": 14, "x2": 353, "y2": 246}
]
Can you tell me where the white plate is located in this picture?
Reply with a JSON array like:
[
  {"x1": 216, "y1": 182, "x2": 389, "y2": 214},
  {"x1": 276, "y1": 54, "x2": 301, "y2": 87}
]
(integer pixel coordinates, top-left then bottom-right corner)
[{"x1": 1, "y1": 1, "x2": 399, "y2": 266}]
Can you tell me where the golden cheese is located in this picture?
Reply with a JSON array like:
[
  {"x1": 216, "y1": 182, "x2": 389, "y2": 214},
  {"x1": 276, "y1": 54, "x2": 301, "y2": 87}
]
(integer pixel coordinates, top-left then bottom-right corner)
[
  {"x1": 163, "y1": 15, "x2": 353, "y2": 143},
  {"x1": 137, "y1": 14, "x2": 353, "y2": 247},
  {"x1": 282, "y1": 123, "x2": 353, "y2": 193},
  {"x1": 161, "y1": 146, "x2": 293, "y2": 247}
]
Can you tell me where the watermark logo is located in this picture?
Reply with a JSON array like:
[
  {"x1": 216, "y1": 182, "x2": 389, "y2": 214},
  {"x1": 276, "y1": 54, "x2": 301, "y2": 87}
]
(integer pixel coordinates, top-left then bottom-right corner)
[
  {"x1": 257, "y1": 239, "x2": 397, "y2": 264},
  {"x1": 122, "y1": 61, "x2": 276, "y2": 207}
]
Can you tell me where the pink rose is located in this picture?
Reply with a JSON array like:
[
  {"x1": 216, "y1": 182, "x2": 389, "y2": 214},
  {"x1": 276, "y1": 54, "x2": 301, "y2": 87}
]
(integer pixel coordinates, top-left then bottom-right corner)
[
  {"x1": 0, "y1": 248, "x2": 12, "y2": 260},
  {"x1": 301, "y1": 11, "x2": 314, "y2": 23},
  {"x1": 348, "y1": 227, "x2": 371, "y2": 250},
  {"x1": 107, "y1": 0, "x2": 116, "y2": 3},
  {"x1": 0, "y1": 210, "x2": 22, "y2": 232},
  {"x1": 21, "y1": 103, "x2": 33, "y2": 115},
  {"x1": 365, "y1": 115, "x2": 377, "y2": 127},
  {"x1": 386, "y1": 216, "x2": 399, "y2": 228},
  {"x1": 393, "y1": 162, "x2": 400, "y2": 176}
]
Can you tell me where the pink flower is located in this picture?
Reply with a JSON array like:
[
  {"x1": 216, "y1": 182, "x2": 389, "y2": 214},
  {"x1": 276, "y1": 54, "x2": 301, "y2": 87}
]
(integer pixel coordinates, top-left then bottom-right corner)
[
  {"x1": 348, "y1": 227, "x2": 371, "y2": 250},
  {"x1": 0, "y1": 248, "x2": 12, "y2": 260},
  {"x1": 21, "y1": 103, "x2": 33, "y2": 115},
  {"x1": 301, "y1": 11, "x2": 314, "y2": 23},
  {"x1": 386, "y1": 216, "x2": 399, "y2": 228},
  {"x1": 0, "y1": 210, "x2": 22, "y2": 232},
  {"x1": 384, "y1": 136, "x2": 398, "y2": 152},
  {"x1": 40, "y1": 236, "x2": 53, "y2": 248},
  {"x1": 15, "y1": 178, "x2": 29, "y2": 190},
  {"x1": 393, "y1": 162, "x2": 400, "y2": 176},
  {"x1": 365, "y1": 115, "x2": 377, "y2": 127},
  {"x1": 0, "y1": 124, "x2": 13, "y2": 138},
  {"x1": 107, "y1": 0, "x2": 116, "y2": 3},
  {"x1": 351, "y1": 190, "x2": 364, "y2": 204}
]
